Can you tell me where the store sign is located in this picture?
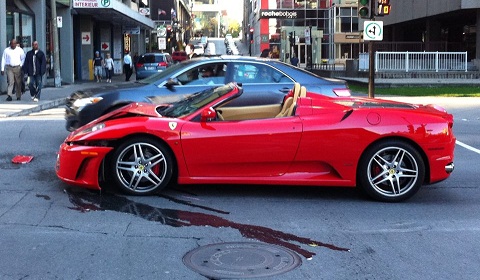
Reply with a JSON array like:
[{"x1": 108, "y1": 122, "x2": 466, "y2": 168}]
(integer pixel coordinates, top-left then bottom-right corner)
[
  {"x1": 139, "y1": 8, "x2": 150, "y2": 16},
  {"x1": 73, "y1": 0, "x2": 111, "y2": 8},
  {"x1": 157, "y1": 38, "x2": 166, "y2": 50},
  {"x1": 259, "y1": 9, "x2": 304, "y2": 19}
]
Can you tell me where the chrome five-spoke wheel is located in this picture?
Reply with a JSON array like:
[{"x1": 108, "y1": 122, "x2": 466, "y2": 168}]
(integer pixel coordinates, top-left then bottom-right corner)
[
  {"x1": 111, "y1": 137, "x2": 173, "y2": 195},
  {"x1": 358, "y1": 140, "x2": 425, "y2": 202}
]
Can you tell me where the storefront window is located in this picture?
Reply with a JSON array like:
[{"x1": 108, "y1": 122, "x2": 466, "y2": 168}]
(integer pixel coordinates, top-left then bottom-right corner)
[
  {"x1": 5, "y1": 4, "x2": 35, "y2": 51},
  {"x1": 336, "y1": 7, "x2": 358, "y2": 33},
  {"x1": 21, "y1": 14, "x2": 34, "y2": 51},
  {"x1": 307, "y1": 0, "x2": 318, "y2": 9}
]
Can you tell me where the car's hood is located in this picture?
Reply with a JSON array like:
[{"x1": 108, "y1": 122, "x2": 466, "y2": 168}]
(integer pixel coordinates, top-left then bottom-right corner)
[
  {"x1": 99, "y1": 102, "x2": 161, "y2": 120},
  {"x1": 66, "y1": 83, "x2": 147, "y2": 106},
  {"x1": 70, "y1": 102, "x2": 164, "y2": 136}
]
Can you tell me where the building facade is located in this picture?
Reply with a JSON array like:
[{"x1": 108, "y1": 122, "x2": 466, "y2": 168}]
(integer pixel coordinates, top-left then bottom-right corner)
[
  {"x1": 1, "y1": 0, "x2": 157, "y2": 93},
  {"x1": 149, "y1": 0, "x2": 193, "y2": 53},
  {"x1": 381, "y1": 0, "x2": 480, "y2": 67},
  {"x1": 244, "y1": 0, "x2": 480, "y2": 68},
  {"x1": 243, "y1": 0, "x2": 361, "y2": 67}
]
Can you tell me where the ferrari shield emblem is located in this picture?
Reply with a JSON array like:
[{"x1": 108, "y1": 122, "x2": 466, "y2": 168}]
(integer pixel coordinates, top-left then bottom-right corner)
[{"x1": 169, "y1": 122, "x2": 177, "y2": 130}]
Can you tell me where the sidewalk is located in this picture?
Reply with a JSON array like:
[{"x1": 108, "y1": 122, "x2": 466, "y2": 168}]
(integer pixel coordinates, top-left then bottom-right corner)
[{"x1": 0, "y1": 74, "x2": 132, "y2": 118}]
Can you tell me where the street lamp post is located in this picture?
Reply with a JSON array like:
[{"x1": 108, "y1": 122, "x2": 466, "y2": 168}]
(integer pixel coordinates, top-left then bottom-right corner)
[
  {"x1": 50, "y1": 0, "x2": 61, "y2": 87},
  {"x1": 308, "y1": 23, "x2": 312, "y2": 70}
]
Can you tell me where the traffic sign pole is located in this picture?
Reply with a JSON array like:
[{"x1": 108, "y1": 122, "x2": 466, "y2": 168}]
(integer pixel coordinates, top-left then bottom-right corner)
[
  {"x1": 368, "y1": 40, "x2": 374, "y2": 98},
  {"x1": 368, "y1": 0, "x2": 375, "y2": 98}
]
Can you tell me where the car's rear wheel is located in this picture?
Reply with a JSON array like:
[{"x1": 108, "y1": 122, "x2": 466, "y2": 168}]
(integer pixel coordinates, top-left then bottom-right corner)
[
  {"x1": 110, "y1": 137, "x2": 173, "y2": 195},
  {"x1": 357, "y1": 140, "x2": 425, "y2": 202}
]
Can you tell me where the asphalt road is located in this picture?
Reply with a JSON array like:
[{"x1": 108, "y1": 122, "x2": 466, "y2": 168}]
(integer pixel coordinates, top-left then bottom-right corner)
[{"x1": 0, "y1": 97, "x2": 479, "y2": 279}]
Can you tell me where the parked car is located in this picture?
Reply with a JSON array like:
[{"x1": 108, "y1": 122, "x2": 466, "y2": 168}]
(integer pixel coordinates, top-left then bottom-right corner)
[
  {"x1": 225, "y1": 33, "x2": 233, "y2": 45},
  {"x1": 193, "y1": 44, "x2": 204, "y2": 56},
  {"x1": 205, "y1": 42, "x2": 216, "y2": 55},
  {"x1": 57, "y1": 83, "x2": 456, "y2": 202},
  {"x1": 65, "y1": 56, "x2": 351, "y2": 131},
  {"x1": 200, "y1": 36, "x2": 208, "y2": 48},
  {"x1": 135, "y1": 53, "x2": 173, "y2": 80},
  {"x1": 172, "y1": 51, "x2": 187, "y2": 63}
]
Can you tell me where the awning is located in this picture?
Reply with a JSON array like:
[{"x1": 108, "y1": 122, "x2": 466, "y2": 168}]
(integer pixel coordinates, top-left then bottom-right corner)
[{"x1": 72, "y1": 0, "x2": 154, "y2": 30}]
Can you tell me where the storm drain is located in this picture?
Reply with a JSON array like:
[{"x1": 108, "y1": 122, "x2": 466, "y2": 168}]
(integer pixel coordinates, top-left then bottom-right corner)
[{"x1": 183, "y1": 242, "x2": 302, "y2": 279}]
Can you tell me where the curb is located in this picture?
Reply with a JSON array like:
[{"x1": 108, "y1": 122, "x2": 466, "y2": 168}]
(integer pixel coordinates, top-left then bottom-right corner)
[{"x1": 1, "y1": 98, "x2": 66, "y2": 118}]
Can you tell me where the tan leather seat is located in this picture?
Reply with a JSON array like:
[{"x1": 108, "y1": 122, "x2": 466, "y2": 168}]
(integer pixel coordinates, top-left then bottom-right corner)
[
  {"x1": 276, "y1": 83, "x2": 300, "y2": 118},
  {"x1": 299, "y1": 86, "x2": 306, "y2": 98},
  {"x1": 285, "y1": 85, "x2": 305, "y2": 117}
]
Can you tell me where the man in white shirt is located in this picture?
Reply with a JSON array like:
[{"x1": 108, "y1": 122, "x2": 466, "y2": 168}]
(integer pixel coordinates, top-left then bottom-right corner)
[
  {"x1": 123, "y1": 51, "x2": 133, "y2": 81},
  {"x1": 1, "y1": 39, "x2": 26, "y2": 101}
]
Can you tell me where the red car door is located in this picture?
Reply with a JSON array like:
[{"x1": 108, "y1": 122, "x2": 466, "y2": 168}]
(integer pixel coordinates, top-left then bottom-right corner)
[{"x1": 180, "y1": 117, "x2": 302, "y2": 177}]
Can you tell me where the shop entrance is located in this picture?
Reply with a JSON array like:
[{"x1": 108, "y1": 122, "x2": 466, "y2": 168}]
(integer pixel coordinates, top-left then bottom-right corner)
[{"x1": 294, "y1": 43, "x2": 307, "y2": 68}]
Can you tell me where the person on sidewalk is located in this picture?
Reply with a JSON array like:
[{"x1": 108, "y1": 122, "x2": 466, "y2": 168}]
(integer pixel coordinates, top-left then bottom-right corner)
[
  {"x1": 93, "y1": 51, "x2": 104, "y2": 82},
  {"x1": 1, "y1": 38, "x2": 25, "y2": 101},
  {"x1": 123, "y1": 51, "x2": 133, "y2": 81},
  {"x1": 104, "y1": 53, "x2": 114, "y2": 83},
  {"x1": 290, "y1": 53, "x2": 299, "y2": 67},
  {"x1": 22, "y1": 41, "x2": 46, "y2": 102},
  {"x1": 187, "y1": 44, "x2": 198, "y2": 59}
]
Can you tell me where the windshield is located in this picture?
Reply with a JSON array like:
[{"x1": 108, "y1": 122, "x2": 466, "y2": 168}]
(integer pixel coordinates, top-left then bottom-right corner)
[{"x1": 157, "y1": 84, "x2": 235, "y2": 118}]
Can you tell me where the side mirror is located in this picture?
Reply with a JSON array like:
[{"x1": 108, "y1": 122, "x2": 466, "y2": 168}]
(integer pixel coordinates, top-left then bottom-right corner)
[
  {"x1": 165, "y1": 78, "x2": 180, "y2": 89},
  {"x1": 200, "y1": 107, "x2": 217, "y2": 122}
]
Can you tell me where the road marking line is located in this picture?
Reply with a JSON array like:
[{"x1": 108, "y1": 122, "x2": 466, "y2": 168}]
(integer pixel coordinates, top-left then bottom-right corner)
[{"x1": 457, "y1": 140, "x2": 480, "y2": 154}]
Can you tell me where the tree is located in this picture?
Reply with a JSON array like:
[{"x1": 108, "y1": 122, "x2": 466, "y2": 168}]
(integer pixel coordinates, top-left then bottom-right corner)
[{"x1": 227, "y1": 20, "x2": 241, "y2": 38}]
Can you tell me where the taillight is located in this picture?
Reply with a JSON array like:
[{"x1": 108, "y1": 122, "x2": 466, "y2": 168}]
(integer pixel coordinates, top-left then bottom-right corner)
[
  {"x1": 136, "y1": 63, "x2": 143, "y2": 68},
  {"x1": 158, "y1": 62, "x2": 168, "y2": 67}
]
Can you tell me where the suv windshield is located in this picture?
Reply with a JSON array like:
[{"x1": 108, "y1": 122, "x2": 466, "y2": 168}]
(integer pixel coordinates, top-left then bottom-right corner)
[{"x1": 156, "y1": 83, "x2": 236, "y2": 118}]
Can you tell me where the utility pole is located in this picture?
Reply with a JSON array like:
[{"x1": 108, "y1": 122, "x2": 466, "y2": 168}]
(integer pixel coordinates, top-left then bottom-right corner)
[
  {"x1": 367, "y1": 0, "x2": 375, "y2": 98},
  {"x1": 368, "y1": 39, "x2": 375, "y2": 98},
  {"x1": 50, "y1": 0, "x2": 61, "y2": 87}
]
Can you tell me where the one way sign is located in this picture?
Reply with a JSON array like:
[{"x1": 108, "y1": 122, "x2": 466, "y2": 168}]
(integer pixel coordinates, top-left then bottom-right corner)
[{"x1": 363, "y1": 21, "x2": 383, "y2": 41}]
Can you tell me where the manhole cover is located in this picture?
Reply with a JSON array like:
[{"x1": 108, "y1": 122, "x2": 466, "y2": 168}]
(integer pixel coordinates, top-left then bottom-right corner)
[{"x1": 183, "y1": 242, "x2": 302, "y2": 279}]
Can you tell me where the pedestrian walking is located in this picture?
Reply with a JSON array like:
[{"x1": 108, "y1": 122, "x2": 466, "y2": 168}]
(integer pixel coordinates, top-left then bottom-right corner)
[
  {"x1": 290, "y1": 53, "x2": 299, "y2": 67},
  {"x1": 123, "y1": 51, "x2": 133, "y2": 81},
  {"x1": 22, "y1": 41, "x2": 46, "y2": 102},
  {"x1": 93, "y1": 51, "x2": 104, "y2": 82},
  {"x1": 104, "y1": 53, "x2": 114, "y2": 83},
  {"x1": 1, "y1": 38, "x2": 25, "y2": 101}
]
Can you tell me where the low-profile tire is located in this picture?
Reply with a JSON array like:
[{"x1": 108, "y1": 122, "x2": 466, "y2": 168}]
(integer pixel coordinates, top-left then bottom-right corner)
[
  {"x1": 110, "y1": 137, "x2": 174, "y2": 195},
  {"x1": 357, "y1": 140, "x2": 425, "y2": 202}
]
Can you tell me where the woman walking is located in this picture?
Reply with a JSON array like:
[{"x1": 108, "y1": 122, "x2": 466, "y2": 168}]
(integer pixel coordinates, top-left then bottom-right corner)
[{"x1": 104, "y1": 53, "x2": 114, "y2": 83}]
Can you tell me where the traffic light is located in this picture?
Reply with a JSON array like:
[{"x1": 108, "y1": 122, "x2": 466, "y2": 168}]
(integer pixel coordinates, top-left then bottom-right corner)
[
  {"x1": 358, "y1": 0, "x2": 371, "y2": 19},
  {"x1": 288, "y1": 32, "x2": 293, "y2": 45},
  {"x1": 377, "y1": 0, "x2": 391, "y2": 16},
  {"x1": 249, "y1": 27, "x2": 254, "y2": 41}
]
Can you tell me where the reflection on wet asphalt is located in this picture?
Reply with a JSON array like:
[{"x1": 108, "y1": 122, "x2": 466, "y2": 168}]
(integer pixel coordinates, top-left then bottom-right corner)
[{"x1": 65, "y1": 188, "x2": 349, "y2": 258}]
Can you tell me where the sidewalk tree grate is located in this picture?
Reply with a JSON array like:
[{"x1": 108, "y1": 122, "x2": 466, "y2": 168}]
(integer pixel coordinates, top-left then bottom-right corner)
[{"x1": 183, "y1": 242, "x2": 302, "y2": 279}]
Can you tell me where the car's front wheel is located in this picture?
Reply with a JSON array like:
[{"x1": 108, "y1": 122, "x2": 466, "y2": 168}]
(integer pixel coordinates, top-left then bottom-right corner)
[
  {"x1": 110, "y1": 137, "x2": 173, "y2": 195},
  {"x1": 357, "y1": 140, "x2": 425, "y2": 202}
]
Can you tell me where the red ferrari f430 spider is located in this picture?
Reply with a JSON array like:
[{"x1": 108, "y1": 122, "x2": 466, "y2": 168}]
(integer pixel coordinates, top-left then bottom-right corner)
[{"x1": 56, "y1": 83, "x2": 455, "y2": 202}]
